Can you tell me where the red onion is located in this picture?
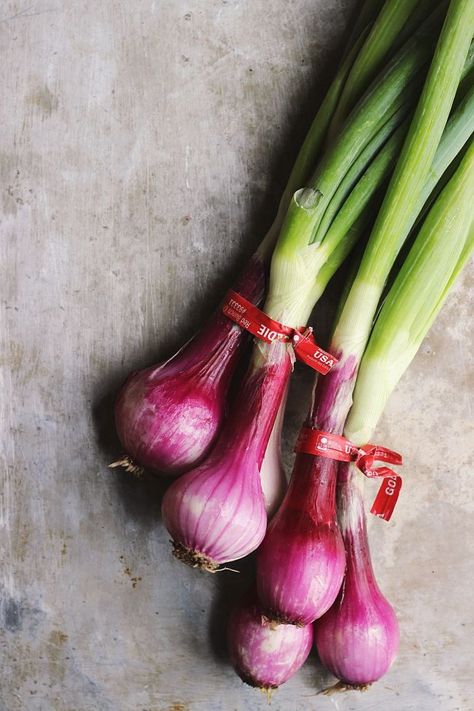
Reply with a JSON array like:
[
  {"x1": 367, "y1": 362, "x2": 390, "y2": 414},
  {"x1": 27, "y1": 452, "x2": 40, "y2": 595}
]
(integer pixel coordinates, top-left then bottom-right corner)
[
  {"x1": 161, "y1": 345, "x2": 292, "y2": 570},
  {"x1": 314, "y1": 463, "x2": 399, "y2": 687},
  {"x1": 113, "y1": 251, "x2": 267, "y2": 476},
  {"x1": 228, "y1": 592, "x2": 313, "y2": 689},
  {"x1": 256, "y1": 455, "x2": 345, "y2": 625},
  {"x1": 255, "y1": 354, "x2": 359, "y2": 624}
]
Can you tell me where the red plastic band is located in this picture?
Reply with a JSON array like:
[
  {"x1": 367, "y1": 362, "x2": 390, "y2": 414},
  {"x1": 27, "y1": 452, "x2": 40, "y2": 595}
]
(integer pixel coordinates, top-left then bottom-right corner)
[
  {"x1": 292, "y1": 331, "x2": 338, "y2": 375},
  {"x1": 222, "y1": 290, "x2": 337, "y2": 376},
  {"x1": 295, "y1": 428, "x2": 403, "y2": 521}
]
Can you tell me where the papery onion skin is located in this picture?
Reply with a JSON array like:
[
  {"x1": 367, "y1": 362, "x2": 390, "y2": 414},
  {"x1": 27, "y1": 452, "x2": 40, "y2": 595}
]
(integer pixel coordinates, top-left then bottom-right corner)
[
  {"x1": 162, "y1": 350, "x2": 292, "y2": 568},
  {"x1": 114, "y1": 255, "x2": 266, "y2": 476},
  {"x1": 256, "y1": 455, "x2": 345, "y2": 625},
  {"x1": 314, "y1": 464, "x2": 399, "y2": 686},
  {"x1": 228, "y1": 592, "x2": 313, "y2": 689}
]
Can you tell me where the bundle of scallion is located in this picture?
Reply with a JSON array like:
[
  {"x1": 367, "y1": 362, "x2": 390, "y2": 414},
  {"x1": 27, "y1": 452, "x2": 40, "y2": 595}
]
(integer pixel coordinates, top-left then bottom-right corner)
[
  {"x1": 111, "y1": 0, "x2": 442, "y2": 493},
  {"x1": 256, "y1": 15, "x2": 474, "y2": 625},
  {"x1": 161, "y1": 0, "x2": 472, "y2": 573},
  {"x1": 105, "y1": 0, "x2": 473, "y2": 696},
  {"x1": 226, "y1": 149, "x2": 473, "y2": 690},
  {"x1": 314, "y1": 138, "x2": 474, "y2": 688}
]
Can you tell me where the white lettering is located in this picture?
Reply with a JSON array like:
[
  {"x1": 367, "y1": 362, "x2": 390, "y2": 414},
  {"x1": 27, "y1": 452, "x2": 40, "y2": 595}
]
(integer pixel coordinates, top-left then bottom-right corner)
[
  {"x1": 311, "y1": 350, "x2": 334, "y2": 367},
  {"x1": 228, "y1": 298, "x2": 246, "y2": 314},
  {"x1": 257, "y1": 324, "x2": 279, "y2": 341},
  {"x1": 385, "y1": 478, "x2": 397, "y2": 496}
]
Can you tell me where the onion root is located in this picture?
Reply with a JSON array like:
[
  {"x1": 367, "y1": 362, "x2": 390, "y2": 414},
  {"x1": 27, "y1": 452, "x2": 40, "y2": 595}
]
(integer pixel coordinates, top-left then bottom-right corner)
[{"x1": 171, "y1": 541, "x2": 219, "y2": 573}]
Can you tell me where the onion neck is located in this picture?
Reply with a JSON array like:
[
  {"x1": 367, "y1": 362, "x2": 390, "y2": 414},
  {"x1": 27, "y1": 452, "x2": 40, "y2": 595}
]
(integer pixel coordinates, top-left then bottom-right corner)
[
  {"x1": 276, "y1": 293, "x2": 369, "y2": 528},
  {"x1": 212, "y1": 343, "x2": 293, "y2": 468},
  {"x1": 337, "y1": 462, "x2": 379, "y2": 593},
  {"x1": 309, "y1": 279, "x2": 381, "y2": 432},
  {"x1": 309, "y1": 351, "x2": 360, "y2": 434},
  {"x1": 156, "y1": 250, "x2": 268, "y2": 389},
  {"x1": 260, "y1": 389, "x2": 289, "y2": 516},
  {"x1": 282, "y1": 454, "x2": 339, "y2": 524}
]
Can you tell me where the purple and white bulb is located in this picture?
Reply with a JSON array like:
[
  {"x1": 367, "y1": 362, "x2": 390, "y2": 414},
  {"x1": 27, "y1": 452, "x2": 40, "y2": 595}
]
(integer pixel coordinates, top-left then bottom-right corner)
[
  {"x1": 256, "y1": 455, "x2": 346, "y2": 625},
  {"x1": 113, "y1": 254, "x2": 266, "y2": 476},
  {"x1": 228, "y1": 591, "x2": 313, "y2": 689},
  {"x1": 314, "y1": 463, "x2": 399, "y2": 687},
  {"x1": 161, "y1": 350, "x2": 292, "y2": 570}
]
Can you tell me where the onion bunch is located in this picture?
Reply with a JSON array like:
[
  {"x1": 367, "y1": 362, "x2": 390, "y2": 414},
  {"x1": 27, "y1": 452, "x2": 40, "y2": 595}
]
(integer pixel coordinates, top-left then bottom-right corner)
[
  {"x1": 315, "y1": 133, "x2": 474, "y2": 687},
  {"x1": 236, "y1": 0, "x2": 472, "y2": 689},
  {"x1": 256, "y1": 4, "x2": 474, "y2": 627},
  {"x1": 108, "y1": 0, "x2": 474, "y2": 695},
  {"x1": 161, "y1": 0, "x2": 451, "y2": 570}
]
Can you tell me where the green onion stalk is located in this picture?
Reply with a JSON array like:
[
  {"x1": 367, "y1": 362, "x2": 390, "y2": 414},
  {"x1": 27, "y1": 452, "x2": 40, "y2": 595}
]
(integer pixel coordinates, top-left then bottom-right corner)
[
  {"x1": 255, "y1": 0, "x2": 473, "y2": 626},
  {"x1": 285, "y1": 0, "x2": 434, "y2": 198},
  {"x1": 161, "y1": 3, "x2": 457, "y2": 571},
  {"x1": 326, "y1": 0, "x2": 447, "y2": 142},
  {"x1": 315, "y1": 138, "x2": 474, "y2": 689}
]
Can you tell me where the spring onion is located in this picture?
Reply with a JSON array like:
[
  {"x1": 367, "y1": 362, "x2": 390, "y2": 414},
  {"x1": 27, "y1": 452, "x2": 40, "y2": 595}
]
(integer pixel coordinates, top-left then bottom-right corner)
[
  {"x1": 160, "y1": 1, "x2": 447, "y2": 569},
  {"x1": 256, "y1": 0, "x2": 473, "y2": 623}
]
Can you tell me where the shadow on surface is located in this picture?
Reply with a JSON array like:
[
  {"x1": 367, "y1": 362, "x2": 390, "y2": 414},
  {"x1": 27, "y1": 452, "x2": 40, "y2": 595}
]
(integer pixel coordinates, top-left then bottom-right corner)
[{"x1": 92, "y1": 369, "x2": 172, "y2": 531}]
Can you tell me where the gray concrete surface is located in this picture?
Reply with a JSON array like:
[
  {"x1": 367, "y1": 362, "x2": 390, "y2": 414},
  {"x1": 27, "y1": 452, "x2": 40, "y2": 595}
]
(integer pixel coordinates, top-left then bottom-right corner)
[{"x1": 1, "y1": 1, "x2": 472, "y2": 709}]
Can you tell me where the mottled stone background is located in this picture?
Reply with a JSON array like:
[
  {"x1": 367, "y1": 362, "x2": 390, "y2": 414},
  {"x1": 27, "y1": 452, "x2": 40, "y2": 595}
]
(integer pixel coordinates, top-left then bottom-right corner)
[{"x1": 0, "y1": 1, "x2": 472, "y2": 709}]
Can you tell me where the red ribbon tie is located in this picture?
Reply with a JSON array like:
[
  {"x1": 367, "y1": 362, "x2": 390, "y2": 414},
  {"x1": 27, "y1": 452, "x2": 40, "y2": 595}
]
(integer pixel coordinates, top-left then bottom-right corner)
[
  {"x1": 222, "y1": 290, "x2": 337, "y2": 376},
  {"x1": 295, "y1": 428, "x2": 403, "y2": 521}
]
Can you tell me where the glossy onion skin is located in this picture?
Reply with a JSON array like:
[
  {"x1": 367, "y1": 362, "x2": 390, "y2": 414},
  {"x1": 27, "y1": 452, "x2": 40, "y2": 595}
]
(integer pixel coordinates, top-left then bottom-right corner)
[
  {"x1": 256, "y1": 455, "x2": 345, "y2": 625},
  {"x1": 162, "y1": 348, "x2": 293, "y2": 568},
  {"x1": 228, "y1": 592, "x2": 313, "y2": 689},
  {"x1": 114, "y1": 255, "x2": 265, "y2": 475},
  {"x1": 114, "y1": 321, "x2": 242, "y2": 474},
  {"x1": 161, "y1": 441, "x2": 268, "y2": 566},
  {"x1": 314, "y1": 467, "x2": 399, "y2": 685},
  {"x1": 255, "y1": 349, "x2": 365, "y2": 624}
]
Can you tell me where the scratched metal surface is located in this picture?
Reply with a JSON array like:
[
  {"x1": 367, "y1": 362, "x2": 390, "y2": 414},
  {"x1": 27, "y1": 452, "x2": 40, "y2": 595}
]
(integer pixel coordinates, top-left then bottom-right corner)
[{"x1": 1, "y1": 1, "x2": 473, "y2": 710}]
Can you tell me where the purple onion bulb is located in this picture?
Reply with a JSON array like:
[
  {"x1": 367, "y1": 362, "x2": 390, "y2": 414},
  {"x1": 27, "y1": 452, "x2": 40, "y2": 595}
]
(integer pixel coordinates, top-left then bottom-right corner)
[
  {"x1": 228, "y1": 592, "x2": 313, "y2": 689},
  {"x1": 114, "y1": 323, "x2": 241, "y2": 475},
  {"x1": 113, "y1": 255, "x2": 266, "y2": 476},
  {"x1": 256, "y1": 455, "x2": 346, "y2": 625},
  {"x1": 162, "y1": 350, "x2": 292, "y2": 570},
  {"x1": 314, "y1": 466, "x2": 399, "y2": 686},
  {"x1": 161, "y1": 443, "x2": 268, "y2": 571}
]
